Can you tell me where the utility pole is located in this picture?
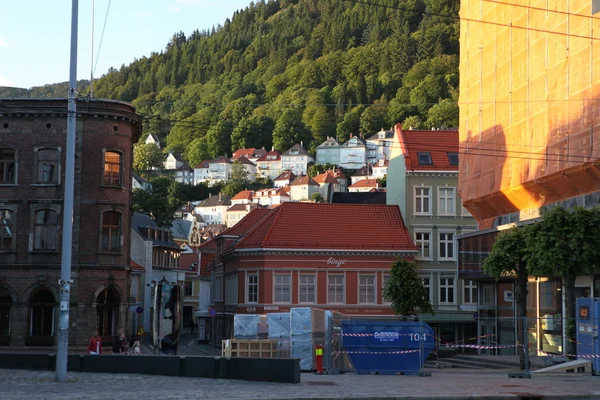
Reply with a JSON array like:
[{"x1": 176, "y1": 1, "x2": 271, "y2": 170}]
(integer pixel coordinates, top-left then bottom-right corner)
[{"x1": 56, "y1": 0, "x2": 78, "y2": 382}]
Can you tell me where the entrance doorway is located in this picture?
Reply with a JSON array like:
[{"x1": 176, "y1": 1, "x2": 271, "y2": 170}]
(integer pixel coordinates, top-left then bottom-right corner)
[
  {"x1": 27, "y1": 288, "x2": 55, "y2": 346},
  {"x1": 479, "y1": 318, "x2": 497, "y2": 355},
  {"x1": 0, "y1": 287, "x2": 11, "y2": 345},
  {"x1": 96, "y1": 287, "x2": 120, "y2": 340}
]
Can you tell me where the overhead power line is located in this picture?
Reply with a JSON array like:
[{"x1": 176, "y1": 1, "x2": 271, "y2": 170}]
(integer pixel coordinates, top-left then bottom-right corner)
[{"x1": 341, "y1": 0, "x2": 600, "y2": 41}]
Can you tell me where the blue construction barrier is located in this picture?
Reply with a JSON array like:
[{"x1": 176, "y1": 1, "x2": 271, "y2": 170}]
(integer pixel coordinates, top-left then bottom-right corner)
[{"x1": 341, "y1": 320, "x2": 434, "y2": 375}]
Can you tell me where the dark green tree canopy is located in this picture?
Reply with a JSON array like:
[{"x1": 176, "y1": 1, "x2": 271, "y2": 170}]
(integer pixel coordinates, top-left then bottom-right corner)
[{"x1": 383, "y1": 259, "x2": 434, "y2": 317}]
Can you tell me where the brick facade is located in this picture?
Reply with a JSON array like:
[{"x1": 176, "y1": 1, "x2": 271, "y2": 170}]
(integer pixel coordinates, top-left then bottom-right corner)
[{"x1": 0, "y1": 98, "x2": 141, "y2": 351}]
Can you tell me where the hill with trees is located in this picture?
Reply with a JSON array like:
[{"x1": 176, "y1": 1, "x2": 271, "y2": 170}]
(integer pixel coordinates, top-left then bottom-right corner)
[{"x1": 3, "y1": 0, "x2": 460, "y2": 169}]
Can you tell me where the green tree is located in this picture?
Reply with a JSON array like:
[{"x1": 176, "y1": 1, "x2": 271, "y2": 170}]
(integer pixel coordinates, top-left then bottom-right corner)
[
  {"x1": 425, "y1": 98, "x2": 459, "y2": 129},
  {"x1": 528, "y1": 206, "x2": 600, "y2": 356},
  {"x1": 185, "y1": 137, "x2": 211, "y2": 168},
  {"x1": 483, "y1": 225, "x2": 533, "y2": 370},
  {"x1": 383, "y1": 259, "x2": 434, "y2": 317},
  {"x1": 360, "y1": 103, "x2": 389, "y2": 136},
  {"x1": 133, "y1": 143, "x2": 165, "y2": 178},
  {"x1": 402, "y1": 115, "x2": 424, "y2": 129},
  {"x1": 377, "y1": 175, "x2": 386, "y2": 188},
  {"x1": 132, "y1": 176, "x2": 182, "y2": 228},
  {"x1": 307, "y1": 163, "x2": 337, "y2": 177},
  {"x1": 272, "y1": 109, "x2": 308, "y2": 152},
  {"x1": 206, "y1": 121, "x2": 233, "y2": 158},
  {"x1": 336, "y1": 106, "x2": 363, "y2": 144},
  {"x1": 222, "y1": 160, "x2": 250, "y2": 197}
]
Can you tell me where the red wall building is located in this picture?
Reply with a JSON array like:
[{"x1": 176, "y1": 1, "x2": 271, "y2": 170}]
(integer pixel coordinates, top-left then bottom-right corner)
[
  {"x1": 202, "y1": 202, "x2": 418, "y2": 341},
  {"x1": 0, "y1": 98, "x2": 141, "y2": 350}
]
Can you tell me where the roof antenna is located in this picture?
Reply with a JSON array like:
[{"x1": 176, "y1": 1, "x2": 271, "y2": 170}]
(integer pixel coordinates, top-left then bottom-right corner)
[{"x1": 89, "y1": 0, "x2": 95, "y2": 98}]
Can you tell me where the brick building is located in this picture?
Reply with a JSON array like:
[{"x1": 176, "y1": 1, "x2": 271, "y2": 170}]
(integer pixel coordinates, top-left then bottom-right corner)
[
  {"x1": 201, "y1": 202, "x2": 418, "y2": 343},
  {"x1": 457, "y1": 1, "x2": 600, "y2": 354},
  {"x1": 0, "y1": 98, "x2": 141, "y2": 350}
]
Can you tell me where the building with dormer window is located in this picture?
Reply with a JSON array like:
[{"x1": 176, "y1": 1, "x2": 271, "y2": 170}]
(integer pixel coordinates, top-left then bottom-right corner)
[
  {"x1": 339, "y1": 135, "x2": 367, "y2": 170},
  {"x1": 387, "y1": 123, "x2": 476, "y2": 345},
  {"x1": 254, "y1": 187, "x2": 291, "y2": 207},
  {"x1": 230, "y1": 148, "x2": 267, "y2": 164},
  {"x1": 281, "y1": 143, "x2": 313, "y2": 176},
  {"x1": 273, "y1": 171, "x2": 296, "y2": 188},
  {"x1": 289, "y1": 175, "x2": 320, "y2": 201},
  {"x1": 315, "y1": 137, "x2": 341, "y2": 165},
  {"x1": 366, "y1": 128, "x2": 394, "y2": 165},
  {"x1": 255, "y1": 149, "x2": 282, "y2": 179},
  {"x1": 201, "y1": 203, "x2": 418, "y2": 345}
]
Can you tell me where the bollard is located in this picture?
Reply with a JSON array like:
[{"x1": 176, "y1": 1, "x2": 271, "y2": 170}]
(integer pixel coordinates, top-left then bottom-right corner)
[{"x1": 315, "y1": 344, "x2": 323, "y2": 374}]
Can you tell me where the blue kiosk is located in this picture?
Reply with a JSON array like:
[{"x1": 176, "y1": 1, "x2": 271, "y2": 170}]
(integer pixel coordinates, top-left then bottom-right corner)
[{"x1": 576, "y1": 297, "x2": 600, "y2": 375}]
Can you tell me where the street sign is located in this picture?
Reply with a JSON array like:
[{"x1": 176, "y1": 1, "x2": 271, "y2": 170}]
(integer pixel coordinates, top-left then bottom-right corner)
[
  {"x1": 137, "y1": 326, "x2": 145, "y2": 336},
  {"x1": 209, "y1": 308, "x2": 217, "y2": 317},
  {"x1": 136, "y1": 306, "x2": 143, "y2": 314}
]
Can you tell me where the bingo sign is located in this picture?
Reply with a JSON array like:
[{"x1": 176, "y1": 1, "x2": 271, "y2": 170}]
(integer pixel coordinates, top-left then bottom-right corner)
[{"x1": 373, "y1": 331, "x2": 401, "y2": 342}]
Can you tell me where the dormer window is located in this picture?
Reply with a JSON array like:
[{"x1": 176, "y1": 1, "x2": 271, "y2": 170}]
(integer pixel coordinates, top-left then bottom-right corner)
[
  {"x1": 417, "y1": 152, "x2": 432, "y2": 165},
  {"x1": 448, "y1": 152, "x2": 459, "y2": 166}
]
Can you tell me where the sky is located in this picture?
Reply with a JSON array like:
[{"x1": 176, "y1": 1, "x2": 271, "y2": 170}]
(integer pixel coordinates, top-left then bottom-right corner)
[{"x1": 0, "y1": 0, "x2": 252, "y2": 89}]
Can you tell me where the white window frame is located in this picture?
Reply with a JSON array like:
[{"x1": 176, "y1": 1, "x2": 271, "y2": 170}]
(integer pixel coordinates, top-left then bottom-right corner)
[
  {"x1": 246, "y1": 272, "x2": 258, "y2": 304},
  {"x1": 463, "y1": 279, "x2": 478, "y2": 305},
  {"x1": 437, "y1": 187, "x2": 456, "y2": 216},
  {"x1": 358, "y1": 274, "x2": 376, "y2": 304},
  {"x1": 421, "y1": 275, "x2": 432, "y2": 302},
  {"x1": 273, "y1": 274, "x2": 291, "y2": 304},
  {"x1": 438, "y1": 230, "x2": 456, "y2": 260},
  {"x1": 414, "y1": 186, "x2": 432, "y2": 215},
  {"x1": 382, "y1": 274, "x2": 391, "y2": 304},
  {"x1": 414, "y1": 229, "x2": 432, "y2": 260},
  {"x1": 439, "y1": 276, "x2": 456, "y2": 305},
  {"x1": 299, "y1": 274, "x2": 316, "y2": 304},
  {"x1": 327, "y1": 274, "x2": 345, "y2": 304}
]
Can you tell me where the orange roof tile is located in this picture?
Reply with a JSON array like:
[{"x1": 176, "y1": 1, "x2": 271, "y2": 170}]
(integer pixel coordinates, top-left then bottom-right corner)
[
  {"x1": 194, "y1": 159, "x2": 212, "y2": 169},
  {"x1": 290, "y1": 175, "x2": 319, "y2": 186},
  {"x1": 234, "y1": 202, "x2": 416, "y2": 251},
  {"x1": 220, "y1": 208, "x2": 272, "y2": 237},
  {"x1": 394, "y1": 123, "x2": 459, "y2": 171},
  {"x1": 231, "y1": 148, "x2": 256, "y2": 159},
  {"x1": 231, "y1": 190, "x2": 254, "y2": 201},
  {"x1": 274, "y1": 171, "x2": 296, "y2": 181},
  {"x1": 313, "y1": 171, "x2": 339, "y2": 185},
  {"x1": 348, "y1": 179, "x2": 380, "y2": 188},
  {"x1": 256, "y1": 149, "x2": 281, "y2": 162}
]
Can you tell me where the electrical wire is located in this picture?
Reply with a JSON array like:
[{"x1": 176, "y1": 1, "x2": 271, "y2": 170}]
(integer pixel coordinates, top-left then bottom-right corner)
[
  {"x1": 93, "y1": 0, "x2": 112, "y2": 76},
  {"x1": 341, "y1": 0, "x2": 600, "y2": 41}
]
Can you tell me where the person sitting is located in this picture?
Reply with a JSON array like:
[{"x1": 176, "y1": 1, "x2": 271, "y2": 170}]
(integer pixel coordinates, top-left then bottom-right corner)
[{"x1": 87, "y1": 329, "x2": 102, "y2": 355}]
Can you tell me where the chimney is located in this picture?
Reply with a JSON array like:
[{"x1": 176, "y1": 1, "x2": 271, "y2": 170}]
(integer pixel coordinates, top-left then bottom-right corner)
[
  {"x1": 350, "y1": 133, "x2": 353, "y2": 138},
  {"x1": 209, "y1": 193, "x2": 212, "y2": 198},
  {"x1": 271, "y1": 146, "x2": 275, "y2": 152},
  {"x1": 300, "y1": 141, "x2": 303, "y2": 148},
  {"x1": 219, "y1": 192, "x2": 222, "y2": 201}
]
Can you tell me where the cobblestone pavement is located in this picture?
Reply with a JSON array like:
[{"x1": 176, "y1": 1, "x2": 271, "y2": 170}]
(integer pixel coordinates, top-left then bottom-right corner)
[{"x1": 1, "y1": 368, "x2": 599, "y2": 400}]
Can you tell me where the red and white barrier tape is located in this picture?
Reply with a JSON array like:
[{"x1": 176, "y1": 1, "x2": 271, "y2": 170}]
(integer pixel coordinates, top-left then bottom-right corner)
[
  {"x1": 444, "y1": 344, "x2": 522, "y2": 350},
  {"x1": 335, "y1": 350, "x2": 420, "y2": 355}
]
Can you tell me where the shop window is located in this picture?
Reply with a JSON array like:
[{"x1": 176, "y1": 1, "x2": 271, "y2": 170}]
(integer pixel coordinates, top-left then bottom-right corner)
[{"x1": 27, "y1": 289, "x2": 55, "y2": 346}]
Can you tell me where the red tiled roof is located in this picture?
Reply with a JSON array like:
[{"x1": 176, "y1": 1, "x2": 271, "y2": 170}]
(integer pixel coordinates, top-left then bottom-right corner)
[
  {"x1": 274, "y1": 171, "x2": 296, "y2": 181},
  {"x1": 220, "y1": 208, "x2": 272, "y2": 237},
  {"x1": 234, "y1": 202, "x2": 416, "y2": 251},
  {"x1": 348, "y1": 179, "x2": 380, "y2": 188},
  {"x1": 130, "y1": 260, "x2": 145, "y2": 272},
  {"x1": 235, "y1": 156, "x2": 256, "y2": 166},
  {"x1": 231, "y1": 148, "x2": 256, "y2": 160},
  {"x1": 313, "y1": 171, "x2": 339, "y2": 185},
  {"x1": 256, "y1": 149, "x2": 281, "y2": 162},
  {"x1": 394, "y1": 123, "x2": 459, "y2": 171},
  {"x1": 333, "y1": 169, "x2": 346, "y2": 180},
  {"x1": 212, "y1": 155, "x2": 232, "y2": 164},
  {"x1": 290, "y1": 175, "x2": 319, "y2": 186},
  {"x1": 231, "y1": 190, "x2": 254, "y2": 201},
  {"x1": 194, "y1": 159, "x2": 212, "y2": 169}
]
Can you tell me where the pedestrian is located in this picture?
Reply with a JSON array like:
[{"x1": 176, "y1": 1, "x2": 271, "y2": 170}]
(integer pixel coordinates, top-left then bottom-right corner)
[
  {"x1": 112, "y1": 328, "x2": 122, "y2": 354},
  {"x1": 190, "y1": 317, "x2": 195, "y2": 334},
  {"x1": 119, "y1": 328, "x2": 129, "y2": 354},
  {"x1": 87, "y1": 329, "x2": 102, "y2": 355}
]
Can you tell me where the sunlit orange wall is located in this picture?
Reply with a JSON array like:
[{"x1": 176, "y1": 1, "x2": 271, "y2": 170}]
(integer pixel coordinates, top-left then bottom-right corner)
[{"x1": 458, "y1": 0, "x2": 600, "y2": 225}]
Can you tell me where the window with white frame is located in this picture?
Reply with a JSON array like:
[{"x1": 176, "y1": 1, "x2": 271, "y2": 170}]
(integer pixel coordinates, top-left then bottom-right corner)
[
  {"x1": 439, "y1": 277, "x2": 455, "y2": 304},
  {"x1": 299, "y1": 274, "x2": 316, "y2": 303},
  {"x1": 414, "y1": 187, "x2": 431, "y2": 214},
  {"x1": 438, "y1": 187, "x2": 456, "y2": 215},
  {"x1": 246, "y1": 273, "x2": 258, "y2": 303},
  {"x1": 274, "y1": 274, "x2": 291, "y2": 303},
  {"x1": 359, "y1": 275, "x2": 375, "y2": 304},
  {"x1": 414, "y1": 231, "x2": 431, "y2": 259},
  {"x1": 438, "y1": 232, "x2": 455, "y2": 259},
  {"x1": 327, "y1": 275, "x2": 344, "y2": 304},
  {"x1": 463, "y1": 280, "x2": 478, "y2": 304},
  {"x1": 422, "y1": 277, "x2": 431, "y2": 301}
]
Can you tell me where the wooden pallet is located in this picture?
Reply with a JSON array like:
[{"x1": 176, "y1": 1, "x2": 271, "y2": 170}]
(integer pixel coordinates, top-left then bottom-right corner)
[{"x1": 222, "y1": 339, "x2": 278, "y2": 358}]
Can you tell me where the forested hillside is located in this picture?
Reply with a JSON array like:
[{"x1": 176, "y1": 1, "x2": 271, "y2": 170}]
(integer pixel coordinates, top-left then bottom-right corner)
[{"x1": 4, "y1": 0, "x2": 460, "y2": 168}]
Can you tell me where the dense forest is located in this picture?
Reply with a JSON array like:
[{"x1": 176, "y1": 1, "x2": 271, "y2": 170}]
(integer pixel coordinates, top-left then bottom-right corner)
[{"x1": 1, "y1": 0, "x2": 460, "y2": 168}]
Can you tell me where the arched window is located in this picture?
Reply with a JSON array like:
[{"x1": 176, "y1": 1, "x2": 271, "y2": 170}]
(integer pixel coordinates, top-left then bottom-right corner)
[
  {"x1": 101, "y1": 211, "x2": 121, "y2": 252},
  {"x1": 96, "y1": 287, "x2": 120, "y2": 338},
  {"x1": 0, "y1": 287, "x2": 11, "y2": 345},
  {"x1": 27, "y1": 289, "x2": 55, "y2": 346},
  {"x1": 33, "y1": 209, "x2": 58, "y2": 251}
]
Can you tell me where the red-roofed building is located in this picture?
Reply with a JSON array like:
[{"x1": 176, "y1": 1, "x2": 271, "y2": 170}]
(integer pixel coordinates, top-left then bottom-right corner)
[
  {"x1": 200, "y1": 202, "x2": 417, "y2": 344},
  {"x1": 289, "y1": 175, "x2": 320, "y2": 201},
  {"x1": 230, "y1": 147, "x2": 267, "y2": 164},
  {"x1": 387, "y1": 123, "x2": 477, "y2": 343},
  {"x1": 233, "y1": 156, "x2": 257, "y2": 182},
  {"x1": 256, "y1": 149, "x2": 282, "y2": 179},
  {"x1": 348, "y1": 178, "x2": 380, "y2": 193},
  {"x1": 313, "y1": 170, "x2": 343, "y2": 195},
  {"x1": 230, "y1": 190, "x2": 255, "y2": 205},
  {"x1": 273, "y1": 171, "x2": 296, "y2": 188},
  {"x1": 254, "y1": 187, "x2": 291, "y2": 207}
]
